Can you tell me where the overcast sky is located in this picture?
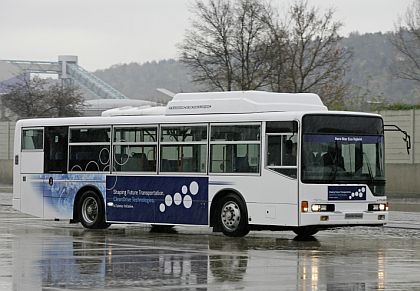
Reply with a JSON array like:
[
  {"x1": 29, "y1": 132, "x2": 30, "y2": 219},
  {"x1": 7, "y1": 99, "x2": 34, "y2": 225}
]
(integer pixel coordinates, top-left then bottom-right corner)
[{"x1": 0, "y1": 0, "x2": 413, "y2": 71}]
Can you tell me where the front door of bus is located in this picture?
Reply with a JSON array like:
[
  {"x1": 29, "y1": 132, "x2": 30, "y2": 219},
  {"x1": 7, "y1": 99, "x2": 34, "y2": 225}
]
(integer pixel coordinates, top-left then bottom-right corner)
[{"x1": 265, "y1": 121, "x2": 299, "y2": 226}]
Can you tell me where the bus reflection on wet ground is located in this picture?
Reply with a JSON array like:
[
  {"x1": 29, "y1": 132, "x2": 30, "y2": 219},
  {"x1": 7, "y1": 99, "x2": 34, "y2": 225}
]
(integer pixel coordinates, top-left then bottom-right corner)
[{"x1": 5, "y1": 217, "x2": 420, "y2": 290}]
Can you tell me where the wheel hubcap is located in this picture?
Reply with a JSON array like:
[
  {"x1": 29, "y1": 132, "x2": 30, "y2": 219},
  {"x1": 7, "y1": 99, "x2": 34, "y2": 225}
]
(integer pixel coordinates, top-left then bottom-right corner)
[
  {"x1": 221, "y1": 201, "x2": 241, "y2": 231},
  {"x1": 82, "y1": 197, "x2": 98, "y2": 224}
]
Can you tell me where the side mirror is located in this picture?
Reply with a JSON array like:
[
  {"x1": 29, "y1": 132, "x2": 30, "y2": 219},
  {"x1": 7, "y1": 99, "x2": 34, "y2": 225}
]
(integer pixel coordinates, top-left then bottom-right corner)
[{"x1": 384, "y1": 124, "x2": 411, "y2": 154}]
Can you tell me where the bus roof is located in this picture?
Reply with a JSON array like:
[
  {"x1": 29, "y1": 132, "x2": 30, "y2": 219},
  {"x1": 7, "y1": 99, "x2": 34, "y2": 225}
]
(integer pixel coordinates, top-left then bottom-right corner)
[
  {"x1": 16, "y1": 110, "x2": 382, "y2": 129},
  {"x1": 102, "y1": 91, "x2": 328, "y2": 117}
]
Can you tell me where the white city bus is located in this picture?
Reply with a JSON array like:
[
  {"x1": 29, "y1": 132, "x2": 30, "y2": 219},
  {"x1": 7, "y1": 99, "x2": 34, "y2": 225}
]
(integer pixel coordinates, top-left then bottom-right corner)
[{"x1": 12, "y1": 91, "x2": 390, "y2": 237}]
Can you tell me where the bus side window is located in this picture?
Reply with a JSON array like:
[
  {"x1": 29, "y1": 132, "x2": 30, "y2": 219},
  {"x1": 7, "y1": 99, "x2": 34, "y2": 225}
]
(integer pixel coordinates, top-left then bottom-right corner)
[
  {"x1": 283, "y1": 138, "x2": 297, "y2": 166},
  {"x1": 267, "y1": 135, "x2": 297, "y2": 166},
  {"x1": 22, "y1": 129, "x2": 43, "y2": 150},
  {"x1": 266, "y1": 121, "x2": 298, "y2": 178},
  {"x1": 113, "y1": 127, "x2": 158, "y2": 173},
  {"x1": 210, "y1": 124, "x2": 261, "y2": 174},
  {"x1": 68, "y1": 127, "x2": 111, "y2": 172},
  {"x1": 44, "y1": 126, "x2": 69, "y2": 173},
  {"x1": 160, "y1": 125, "x2": 207, "y2": 173},
  {"x1": 267, "y1": 136, "x2": 281, "y2": 166}
]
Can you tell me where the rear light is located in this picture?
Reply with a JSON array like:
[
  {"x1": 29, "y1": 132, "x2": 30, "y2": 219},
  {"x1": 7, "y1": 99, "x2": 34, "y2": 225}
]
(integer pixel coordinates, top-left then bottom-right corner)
[{"x1": 301, "y1": 201, "x2": 309, "y2": 213}]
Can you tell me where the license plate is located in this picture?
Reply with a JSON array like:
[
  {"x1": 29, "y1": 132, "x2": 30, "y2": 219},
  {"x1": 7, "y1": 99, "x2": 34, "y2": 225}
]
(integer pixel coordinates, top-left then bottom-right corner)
[{"x1": 345, "y1": 213, "x2": 363, "y2": 219}]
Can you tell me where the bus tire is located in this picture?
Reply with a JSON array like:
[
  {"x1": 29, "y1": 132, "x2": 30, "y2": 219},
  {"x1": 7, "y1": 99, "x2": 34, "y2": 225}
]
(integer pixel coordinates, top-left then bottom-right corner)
[
  {"x1": 78, "y1": 190, "x2": 110, "y2": 229},
  {"x1": 293, "y1": 226, "x2": 318, "y2": 237},
  {"x1": 215, "y1": 193, "x2": 250, "y2": 237}
]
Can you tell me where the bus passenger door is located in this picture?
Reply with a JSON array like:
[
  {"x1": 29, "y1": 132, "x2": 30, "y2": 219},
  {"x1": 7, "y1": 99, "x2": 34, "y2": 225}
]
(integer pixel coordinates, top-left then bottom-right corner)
[
  {"x1": 20, "y1": 128, "x2": 44, "y2": 217},
  {"x1": 265, "y1": 121, "x2": 299, "y2": 226},
  {"x1": 43, "y1": 126, "x2": 70, "y2": 218}
]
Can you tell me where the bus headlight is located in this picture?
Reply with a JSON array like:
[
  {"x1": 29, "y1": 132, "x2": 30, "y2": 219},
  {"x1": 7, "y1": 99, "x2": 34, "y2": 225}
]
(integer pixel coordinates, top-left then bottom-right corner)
[
  {"x1": 311, "y1": 204, "x2": 335, "y2": 212},
  {"x1": 311, "y1": 204, "x2": 324, "y2": 212},
  {"x1": 368, "y1": 203, "x2": 388, "y2": 211}
]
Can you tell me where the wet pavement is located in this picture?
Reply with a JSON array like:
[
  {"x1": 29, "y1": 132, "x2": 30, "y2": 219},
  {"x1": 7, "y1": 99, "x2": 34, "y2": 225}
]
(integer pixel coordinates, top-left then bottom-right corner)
[{"x1": 1, "y1": 189, "x2": 420, "y2": 290}]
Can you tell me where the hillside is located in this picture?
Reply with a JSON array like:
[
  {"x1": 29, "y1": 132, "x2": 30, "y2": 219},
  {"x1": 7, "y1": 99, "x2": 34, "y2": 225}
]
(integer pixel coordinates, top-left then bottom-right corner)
[
  {"x1": 93, "y1": 32, "x2": 420, "y2": 107},
  {"x1": 343, "y1": 32, "x2": 419, "y2": 105},
  {"x1": 94, "y1": 59, "x2": 202, "y2": 103}
]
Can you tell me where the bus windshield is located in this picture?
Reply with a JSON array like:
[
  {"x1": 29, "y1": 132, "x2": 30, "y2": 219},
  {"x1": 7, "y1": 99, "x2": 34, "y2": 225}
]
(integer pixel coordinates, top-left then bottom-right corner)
[{"x1": 301, "y1": 115, "x2": 385, "y2": 191}]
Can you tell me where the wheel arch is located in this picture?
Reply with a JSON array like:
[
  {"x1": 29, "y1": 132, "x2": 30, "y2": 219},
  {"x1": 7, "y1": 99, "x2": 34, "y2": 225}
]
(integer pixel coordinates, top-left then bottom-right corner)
[
  {"x1": 72, "y1": 185, "x2": 104, "y2": 222},
  {"x1": 209, "y1": 188, "x2": 247, "y2": 227}
]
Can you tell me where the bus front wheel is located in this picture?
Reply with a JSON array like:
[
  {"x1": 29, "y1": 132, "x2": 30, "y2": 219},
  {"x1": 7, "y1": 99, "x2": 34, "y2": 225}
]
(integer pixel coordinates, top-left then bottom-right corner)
[
  {"x1": 215, "y1": 193, "x2": 250, "y2": 237},
  {"x1": 78, "y1": 190, "x2": 110, "y2": 229}
]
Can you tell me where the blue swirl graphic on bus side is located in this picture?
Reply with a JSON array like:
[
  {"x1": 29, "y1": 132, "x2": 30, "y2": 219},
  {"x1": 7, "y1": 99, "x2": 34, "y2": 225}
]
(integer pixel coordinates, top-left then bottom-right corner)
[
  {"x1": 24, "y1": 174, "x2": 208, "y2": 225},
  {"x1": 38, "y1": 174, "x2": 106, "y2": 218}
]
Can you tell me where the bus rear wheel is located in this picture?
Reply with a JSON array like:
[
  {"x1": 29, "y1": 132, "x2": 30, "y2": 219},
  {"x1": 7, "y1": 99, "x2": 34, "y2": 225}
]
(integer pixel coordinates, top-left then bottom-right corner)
[
  {"x1": 293, "y1": 226, "x2": 318, "y2": 237},
  {"x1": 215, "y1": 194, "x2": 250, "y2": 237},
  {"x1": 78, "y1": 190, "x2": 110, "y2": 229}
]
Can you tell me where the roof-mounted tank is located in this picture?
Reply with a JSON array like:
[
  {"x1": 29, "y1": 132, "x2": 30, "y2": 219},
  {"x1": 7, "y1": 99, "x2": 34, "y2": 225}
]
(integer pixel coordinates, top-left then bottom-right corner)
[
  {"x1": 101, "y1": 91, "x2": 327, "y2": 117},
  {"x1": 166, "y1": 91, "x2": 327, "y2": 115}
]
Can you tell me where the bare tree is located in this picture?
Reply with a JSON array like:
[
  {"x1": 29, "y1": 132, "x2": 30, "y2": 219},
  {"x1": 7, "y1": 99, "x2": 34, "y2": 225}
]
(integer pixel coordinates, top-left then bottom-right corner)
[
  {"x1": 230, "y1": 0, "x2": 274, "y2": 89},
  {"x1": 270, "y1": 1, "x2": 351, "y2": 108},
  {"x1": 391, "y1": 0, "x2": 420, "y2": 83},
  {"x1": 178, "y1": 0, "x2": 273, "y2": 91},
  {"x1": 2, "y1": 76, "x2": 52, "y2": 118},
  {"x1": 263, "y1": 12, "x2": 290, "y2": 93},
  {"x1": 2, "y1": 75, "x2": 85, "y2": 118},
  {"x1": 179, "y1": 0, "x2": 351, "y2": 109},
  {"x1": 48, "y1": 83, "x2": 85, "y2": 117}
]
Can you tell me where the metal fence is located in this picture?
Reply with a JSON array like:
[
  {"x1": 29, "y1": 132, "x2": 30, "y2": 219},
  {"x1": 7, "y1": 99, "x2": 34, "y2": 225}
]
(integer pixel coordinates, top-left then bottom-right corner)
[
  {"x1": 0, "y1": 121, "x2": 15, "y2": 160},
  {"x1": 380, "y1": 110, "x2": 419, "y2": 164}
]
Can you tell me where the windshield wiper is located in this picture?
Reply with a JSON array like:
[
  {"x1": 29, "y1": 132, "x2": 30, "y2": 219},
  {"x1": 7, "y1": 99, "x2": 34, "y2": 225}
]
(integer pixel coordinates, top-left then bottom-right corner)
[
  {"x1": 328, "y1": 142, "x2": 340, "y2": 182},
  {"x1": 330, "y1": 164, "x2": 338, "y2": 182}
]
